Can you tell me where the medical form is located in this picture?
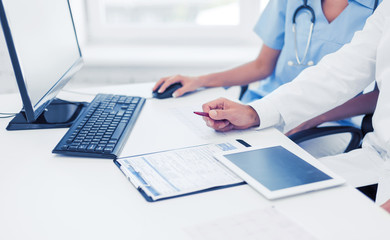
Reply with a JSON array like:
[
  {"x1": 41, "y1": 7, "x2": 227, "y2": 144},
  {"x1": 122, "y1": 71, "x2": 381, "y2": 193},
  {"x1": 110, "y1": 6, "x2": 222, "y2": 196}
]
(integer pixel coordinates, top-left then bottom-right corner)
[{"x1": 114, "y1": 141, "x2": 246, "y2": 201}]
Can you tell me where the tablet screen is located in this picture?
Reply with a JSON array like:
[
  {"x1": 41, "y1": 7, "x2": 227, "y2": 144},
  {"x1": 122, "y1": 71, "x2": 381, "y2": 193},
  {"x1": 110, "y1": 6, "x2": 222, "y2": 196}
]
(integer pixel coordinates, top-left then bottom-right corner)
[{"x1": 223, "y1": 146, "x2": 332, "y2": 191}]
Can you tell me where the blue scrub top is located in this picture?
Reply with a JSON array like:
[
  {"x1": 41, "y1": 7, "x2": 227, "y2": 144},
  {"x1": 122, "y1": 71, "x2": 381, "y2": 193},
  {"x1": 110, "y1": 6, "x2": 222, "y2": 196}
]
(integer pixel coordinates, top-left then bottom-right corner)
[{"x1": 241, "y1": 0, "x2": 380, "y2": 104}]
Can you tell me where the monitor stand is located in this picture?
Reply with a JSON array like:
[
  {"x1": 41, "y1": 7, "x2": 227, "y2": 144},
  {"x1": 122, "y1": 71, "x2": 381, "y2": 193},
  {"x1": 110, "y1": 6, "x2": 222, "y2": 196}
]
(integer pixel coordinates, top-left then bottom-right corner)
[{"x1": 6, "y1": 99, "x2": 88, "y2": 131}]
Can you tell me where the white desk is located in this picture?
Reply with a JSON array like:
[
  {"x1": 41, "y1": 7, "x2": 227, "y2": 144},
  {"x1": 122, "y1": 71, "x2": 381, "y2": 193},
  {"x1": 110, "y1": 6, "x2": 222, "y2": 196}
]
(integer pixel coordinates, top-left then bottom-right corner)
[{"x1": 1, "y1": 83, "x2": 389, "y2": 240}]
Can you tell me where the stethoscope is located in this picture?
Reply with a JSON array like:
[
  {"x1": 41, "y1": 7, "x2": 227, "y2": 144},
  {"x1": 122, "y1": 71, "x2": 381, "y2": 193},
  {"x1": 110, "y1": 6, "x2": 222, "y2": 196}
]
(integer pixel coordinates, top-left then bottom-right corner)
[
  {"x1": 288, "y1": 0, "x2": 315, "y2": 67},
  {"x1": 288, "y1": 0, "x2": 379, "y2": 67}
]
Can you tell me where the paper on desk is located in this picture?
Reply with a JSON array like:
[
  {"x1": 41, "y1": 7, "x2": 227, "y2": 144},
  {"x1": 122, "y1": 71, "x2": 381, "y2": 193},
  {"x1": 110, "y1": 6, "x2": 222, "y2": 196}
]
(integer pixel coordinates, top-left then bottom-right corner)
[
  {"x1": 116, "y1": 141, "x2": 245, "y2": 201},
  {"x1": 170, "y1": 106, "x2": 254, "y2": 140},
  {"x1": 184, "y1": 207, "x2": 317, "y2": 240}
]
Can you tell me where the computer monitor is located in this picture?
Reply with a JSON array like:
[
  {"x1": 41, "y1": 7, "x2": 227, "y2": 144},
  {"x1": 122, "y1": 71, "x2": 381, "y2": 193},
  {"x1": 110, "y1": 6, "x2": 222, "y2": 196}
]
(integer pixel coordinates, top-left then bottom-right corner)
[{"x1": 0, "y1": 0, "x2": 85, "y2": 130}]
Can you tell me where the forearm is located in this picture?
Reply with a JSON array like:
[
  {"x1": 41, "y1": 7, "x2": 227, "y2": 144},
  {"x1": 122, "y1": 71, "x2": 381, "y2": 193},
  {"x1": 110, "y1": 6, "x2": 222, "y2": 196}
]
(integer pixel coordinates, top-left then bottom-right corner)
[
  {"x1": 198, "y1": 45, "x2": 280, "y2": 88},
  {"x1": 199, "y1": 61, "x2": 272, "y2": 88},
  {"x1": 308, "y1": 90, "x2": 379, "y2": 126}
]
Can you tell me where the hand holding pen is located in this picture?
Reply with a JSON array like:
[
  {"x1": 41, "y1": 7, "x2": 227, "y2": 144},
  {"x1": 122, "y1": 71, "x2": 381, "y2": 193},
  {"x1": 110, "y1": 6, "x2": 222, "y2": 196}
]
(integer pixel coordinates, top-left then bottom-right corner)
[{"x1": 194, "y1": 98, "x2": 260, "y2": 132}]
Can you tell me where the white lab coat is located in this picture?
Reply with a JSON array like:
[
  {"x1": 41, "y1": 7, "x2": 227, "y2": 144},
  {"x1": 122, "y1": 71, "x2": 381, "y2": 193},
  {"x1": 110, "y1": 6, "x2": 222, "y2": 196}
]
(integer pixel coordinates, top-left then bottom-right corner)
[{"x1": 250, "y1": 0, "x2": 390, "y2": 204}]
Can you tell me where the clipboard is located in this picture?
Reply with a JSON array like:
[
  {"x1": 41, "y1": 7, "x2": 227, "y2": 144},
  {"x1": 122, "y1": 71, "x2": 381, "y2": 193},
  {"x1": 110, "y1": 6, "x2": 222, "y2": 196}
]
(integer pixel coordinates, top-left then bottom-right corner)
[{"x1": 113, "y1": 140, "x2": 250, "y2": 202}]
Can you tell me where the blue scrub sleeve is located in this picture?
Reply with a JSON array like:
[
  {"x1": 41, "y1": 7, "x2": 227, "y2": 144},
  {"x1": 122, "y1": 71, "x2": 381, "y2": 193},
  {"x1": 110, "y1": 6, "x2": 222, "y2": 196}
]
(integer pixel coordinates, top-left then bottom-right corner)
[{"x1": 253, "y1": 0, "x2": 287, "y2": 50}]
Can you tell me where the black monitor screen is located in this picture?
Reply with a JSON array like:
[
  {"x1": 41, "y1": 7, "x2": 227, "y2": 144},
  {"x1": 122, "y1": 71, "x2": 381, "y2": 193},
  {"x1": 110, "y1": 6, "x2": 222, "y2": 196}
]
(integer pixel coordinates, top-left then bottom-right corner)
[{"x1": 0, "y1": 0, "x2": 82, "y2": 121}]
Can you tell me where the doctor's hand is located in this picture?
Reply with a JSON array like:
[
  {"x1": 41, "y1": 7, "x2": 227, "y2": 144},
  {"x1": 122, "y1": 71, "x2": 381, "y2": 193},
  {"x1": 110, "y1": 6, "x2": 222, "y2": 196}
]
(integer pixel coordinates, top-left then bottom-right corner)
[
  {"x1": 152, "y1": 75, "x2": 202, "y2": 98},
  {"x1": 202, "y1": 98, "x2": 260, "y2": 132}
]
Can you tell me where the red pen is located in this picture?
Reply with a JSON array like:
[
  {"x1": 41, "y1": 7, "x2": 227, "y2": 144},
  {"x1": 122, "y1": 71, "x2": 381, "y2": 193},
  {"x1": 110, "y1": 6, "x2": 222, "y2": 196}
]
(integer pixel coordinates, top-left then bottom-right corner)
[{"x1": 193, "y1": 111, "x2": 210, "y2": 117}]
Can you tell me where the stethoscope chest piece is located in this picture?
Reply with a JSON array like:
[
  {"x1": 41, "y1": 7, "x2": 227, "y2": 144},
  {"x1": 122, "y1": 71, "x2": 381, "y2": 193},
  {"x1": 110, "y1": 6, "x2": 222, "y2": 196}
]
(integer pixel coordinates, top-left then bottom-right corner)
[{"x1": 288, "y1": 60, "x2": 314, "y2": 67}]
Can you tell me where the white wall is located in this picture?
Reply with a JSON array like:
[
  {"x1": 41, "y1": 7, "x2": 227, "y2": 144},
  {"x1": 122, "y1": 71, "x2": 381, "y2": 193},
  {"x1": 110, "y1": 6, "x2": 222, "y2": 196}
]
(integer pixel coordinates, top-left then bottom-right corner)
[
  {"x1": 67, "y1": 42, "x2": 260, "y2": 88},
  {"x1": 67, "y1": 0, "x2": 261, "y2": 89},
  {"x1": 1, "y1": 0, "x2": 261, "y2": 94}
]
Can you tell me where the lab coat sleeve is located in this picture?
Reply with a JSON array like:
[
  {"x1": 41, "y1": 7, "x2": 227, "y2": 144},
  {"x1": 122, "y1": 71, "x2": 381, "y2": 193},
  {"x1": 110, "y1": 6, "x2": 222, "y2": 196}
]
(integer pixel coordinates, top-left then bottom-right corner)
[
  {"x1": 248, "y1": 98, "x2": 283, "y2": 130},
  {"x1": 250, "y1": 2, "x2": 386, "y2": 132}
]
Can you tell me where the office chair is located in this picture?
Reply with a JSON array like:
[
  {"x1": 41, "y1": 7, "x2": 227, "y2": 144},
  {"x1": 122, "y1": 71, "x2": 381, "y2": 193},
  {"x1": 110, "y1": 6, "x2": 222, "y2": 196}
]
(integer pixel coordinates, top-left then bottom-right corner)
[
  {"x1": 239, "y1": 85, "x2": 249, "y2": 100},
  {"x1": 288, "y1": 125, "x2": 363, "y2": 154},
  {"x1": 288, "y1": 114, "x2": 373, "y2": 155},
  {"x1": 289, "y1": 114, "x2": 377, "y2": 201}
]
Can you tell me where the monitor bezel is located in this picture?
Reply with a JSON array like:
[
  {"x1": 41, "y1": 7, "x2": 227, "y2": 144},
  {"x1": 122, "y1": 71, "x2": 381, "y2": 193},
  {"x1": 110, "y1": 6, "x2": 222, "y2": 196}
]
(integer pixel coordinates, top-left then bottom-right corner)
[{"x1": 0, "y1": 0, "x2": 83, "y2": 122}]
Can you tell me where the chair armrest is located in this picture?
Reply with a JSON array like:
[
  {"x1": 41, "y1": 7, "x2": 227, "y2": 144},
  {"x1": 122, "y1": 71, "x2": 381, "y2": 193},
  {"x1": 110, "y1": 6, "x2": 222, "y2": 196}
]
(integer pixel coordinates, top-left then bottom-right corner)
[
  {"x1": 239, "y1": 85, "x2": 249, "y2": 100},
  {"x1": 361, "y1": 114, "x2": 373, "y2": 136},
  {"x1": 289, "y1": 126, "x2": 363, "y2": 153}
]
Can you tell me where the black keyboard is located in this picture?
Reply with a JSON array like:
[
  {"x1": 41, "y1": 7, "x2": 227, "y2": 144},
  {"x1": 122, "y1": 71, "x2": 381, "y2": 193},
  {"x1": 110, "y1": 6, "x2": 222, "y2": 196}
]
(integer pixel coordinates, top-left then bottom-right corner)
[{"x1": 53, "y1": 94, "x2": 145, "y2": 159}]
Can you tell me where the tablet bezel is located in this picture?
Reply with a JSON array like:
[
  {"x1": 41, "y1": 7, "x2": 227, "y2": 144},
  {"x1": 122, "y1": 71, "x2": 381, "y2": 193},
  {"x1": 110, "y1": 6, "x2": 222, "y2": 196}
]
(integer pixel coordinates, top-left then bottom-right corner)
[{"x1": 214, "y1": 145, "x2": 345, "y2": 200}]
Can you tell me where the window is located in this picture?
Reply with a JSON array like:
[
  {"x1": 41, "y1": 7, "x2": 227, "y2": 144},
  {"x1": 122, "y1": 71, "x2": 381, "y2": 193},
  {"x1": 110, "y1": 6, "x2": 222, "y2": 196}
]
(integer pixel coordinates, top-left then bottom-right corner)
[{"x1": 86, "y1": 0, "x2": 265, "y2": 45}]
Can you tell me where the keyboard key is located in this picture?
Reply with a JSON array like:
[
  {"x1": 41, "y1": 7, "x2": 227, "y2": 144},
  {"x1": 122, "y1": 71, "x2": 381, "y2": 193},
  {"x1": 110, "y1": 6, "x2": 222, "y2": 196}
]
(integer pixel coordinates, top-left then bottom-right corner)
[
  {"x1": 95, "y1": 146, "x2": 105, "y2": 153},
  {"x1": 104, "y1": 147, "x2": 114, "y2": 153},
  {"x1": 87, "y1": 144, "x2": 97, "y2": 152},
  {"x1": 78, "y1": 144, "x2": 88, "y2": 151},
  {"x1": 69, "y1": 145, "x2": 79, "y2": 151},
  {"x1": 111, "y1": 122, "x2": 127, "y2": 140}
]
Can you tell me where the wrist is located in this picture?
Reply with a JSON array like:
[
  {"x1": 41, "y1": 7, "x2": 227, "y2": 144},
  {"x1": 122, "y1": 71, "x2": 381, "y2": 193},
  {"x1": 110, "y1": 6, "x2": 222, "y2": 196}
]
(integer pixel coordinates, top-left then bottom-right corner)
[
  {"x1": 246, "y1": 105, "x2": 260, "y2": 128},
  {"x1": 199, "y1": 74, "x2": 224, "y2": 88},
  {"x1": 197, "y1": 75, "x2": 209, "y2": 88}
]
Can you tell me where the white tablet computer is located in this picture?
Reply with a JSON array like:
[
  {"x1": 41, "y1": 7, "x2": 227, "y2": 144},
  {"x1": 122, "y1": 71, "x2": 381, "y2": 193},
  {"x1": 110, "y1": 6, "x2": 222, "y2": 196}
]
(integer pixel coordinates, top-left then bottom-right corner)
[{"x1": 214, "y1": 145, "x2": 345, "y2": 200}]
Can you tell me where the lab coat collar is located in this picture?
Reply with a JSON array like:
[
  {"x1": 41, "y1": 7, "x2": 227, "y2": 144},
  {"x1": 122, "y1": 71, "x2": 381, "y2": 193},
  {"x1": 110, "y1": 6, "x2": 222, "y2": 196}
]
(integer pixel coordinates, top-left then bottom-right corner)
[{"x1": 352, "y1": 0, "x2": 379, "y2": 10}]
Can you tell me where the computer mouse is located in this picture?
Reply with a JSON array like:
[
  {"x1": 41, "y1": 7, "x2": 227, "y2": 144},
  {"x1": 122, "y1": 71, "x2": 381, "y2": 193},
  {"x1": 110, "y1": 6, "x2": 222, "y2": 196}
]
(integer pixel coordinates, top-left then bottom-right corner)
[{"x1": 152, "y1": 82, "x2": 183, "y2": 99}]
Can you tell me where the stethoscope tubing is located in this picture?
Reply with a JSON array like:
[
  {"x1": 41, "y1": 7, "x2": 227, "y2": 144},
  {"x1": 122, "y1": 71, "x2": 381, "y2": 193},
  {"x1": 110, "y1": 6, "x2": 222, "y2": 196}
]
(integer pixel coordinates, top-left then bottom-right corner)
[
  {"x1": 291, "y1": 1, "x2": 316, "y2": 66},
  {"x1": 290, "y1": 0, "x2": 378, "y2": 67}
]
